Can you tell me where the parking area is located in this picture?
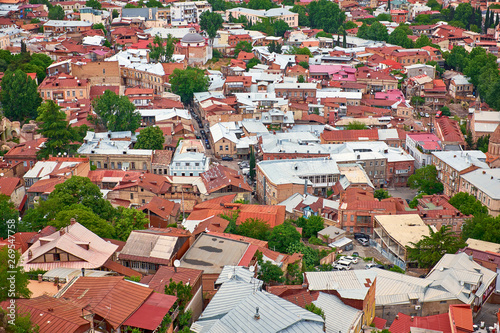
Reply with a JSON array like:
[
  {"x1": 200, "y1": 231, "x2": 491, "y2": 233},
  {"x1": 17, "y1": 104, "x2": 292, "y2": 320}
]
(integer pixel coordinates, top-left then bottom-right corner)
[{"x1": 334, "y1": 238, "x2": 393, "y2": 270}]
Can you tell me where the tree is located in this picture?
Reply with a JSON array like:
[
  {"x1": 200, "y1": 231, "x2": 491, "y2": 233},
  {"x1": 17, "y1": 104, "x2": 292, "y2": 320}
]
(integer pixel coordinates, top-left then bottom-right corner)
[
  {"x1": 307, "y1": 0, "x2": 345, "y2": 33},
  {"x1": 112, "y1": 207, "x2": 148, "y2": 241},
  {"x1": 415, "y1": 34, "x2": 433, "y2": 48},
  {"x1": 199, "y1": 11, "x2": 224, "y2": 40},
  {"x1": 439, "y1": 106, "x2": 450, "y2": 116},
  {"x1": 145, "y1": 0, "x2": 163, "y2": 7},
  {"x1": 268, "y1": 221, "x2": 301, "y2": 253},
  {"x1": 346, "y1": 121, "x2": 368, "y2": 130},
  {"x1": 86, "y1": 0, "x2": 101, "y2": 9},
  {"x1": 407, "y1": 225, "x2": 467, "y2": 268},
  {"x1": 298, "y1": 61, "x2": 309, "y2": 69},
  {"x1": 342, "y1": 28, "x2": 347, "y2": 48},
  {"x1": 454, "y1": 3, "x2": 472, "y2": 28},
  {"x1": 1, "y1": 69, "x2": 42, "y2": 122},
  {"x1": 449, "y1": 192, "x2": 488, "y2": 216},
  {"x1": 0, "y1": 246, "x2": 31, "y2": 301},
  {"x1": 286, "y1": 46, "x2": 312, "y2": 57},
  {"x1": 408, "y1": 165, "x2": 444, "y2": 195},
  {"x1": 112, "y1": 9, "x2": 119, "y2": 19},
  {"x1": 426, "y1": 0, "x2": 440, "y2": 11},
  {"x1": 48, "y1": 5, "x2": 64, "y2": 20},
  {"x1": 165, "y1": 279, "x2": 192, "y2": 310},
  {"x1": 446, "y1": 45, "x2": 468, "y2": 72},
  {"x1": 148, "y1": 34, "x2": 176, "y2": 63},
  {"x1": 234, "y1": 41, "x2": 252, "y2": 57},
  {"x1": 267, "y1": 41, "x2": 282, "y2": 54},
  {"x1": 389, "y1": 26, "x2": 414, "y2": 48},
  {"x1": 53, "y1": 204, "x2": 115, "y2": 238},
  {"x1": 41, "y1": 176, "x2": 115, "y2": 221},
  {"x1": 462, "y1": 214, "x2": 500, "y2": 244},
  {"x1": 169, "y1": 67, "x2": 209, "y2": 105},
  {"x1": 92, "y1": 90, "x2": 141, "y2": 132},
  {"x1": 305, "y1": 303, "x2": 325, "y2": 319},
  {"x1": 247, "y1": 0, "x2": 277, "y2": 10},
  {"x1": 258, "y1": 260, "x2": 284, "y2": 283},
  {"x1": 222, "y1": 210, "x2": 238, "y2": 234},
  {"x1": 135, "y1": 126, "x2": 165, "y2": 150},
  {"x1": 236, "y1": 218, "x2": 271, "y2": 240},
  {"x1": 92, "y1": 23, "x2": 106, "y2": 35},
  {"x1": 290, "y1": 5, "x2": 309, "y2": 27},
  {"x1": 357, "y1": 21, "x2": 389, "y2": 41},
  {"x1": 0, "y1": 194, "x2": 19, "y2": 239},
  {"x1": 297, "y1": 75, "x2": 305, "y2": 83},
  {"x1": 300, "y1": 215, "x2": 324, "y2": 239},
  {"x1": 374, "y1": 189, "x2": 391, "y2": 201},
  {"x1": 273, "y1": 20, "x2": 289, "y2": 37},
  {"x1": 376, "y1": 13, "x2": 392, "y2": 21},
  {"x1": 411, "y1": 96, "x2": 425, "y2": 110},
  {"x1": 36, "y1": 100, "x2": 78, "y2": 159},
  {"x1": 246, "y1": 57, "x2": 261, "y2": 71}
]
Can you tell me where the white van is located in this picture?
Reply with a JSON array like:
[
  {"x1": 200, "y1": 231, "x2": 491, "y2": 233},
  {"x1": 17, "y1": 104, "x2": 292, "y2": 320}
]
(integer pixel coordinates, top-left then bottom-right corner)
[{"x1": 336, "y1": 259, "x2": 352, "y2": 270}]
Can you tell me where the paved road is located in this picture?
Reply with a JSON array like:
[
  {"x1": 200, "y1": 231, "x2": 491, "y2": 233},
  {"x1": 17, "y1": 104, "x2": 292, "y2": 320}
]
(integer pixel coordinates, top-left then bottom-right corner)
[{"x1": 386, "y1": 187, "x2": 418, "y2": 201}]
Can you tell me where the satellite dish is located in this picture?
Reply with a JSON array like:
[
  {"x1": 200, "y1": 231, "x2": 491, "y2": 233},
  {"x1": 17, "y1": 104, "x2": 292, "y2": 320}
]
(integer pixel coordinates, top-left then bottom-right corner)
[
  {"x1": 173, "y1": 260, "x2": 181, "y2": 268},
  {"x1": 249, "y1": 266, "x2": 255, "y2": 273}
]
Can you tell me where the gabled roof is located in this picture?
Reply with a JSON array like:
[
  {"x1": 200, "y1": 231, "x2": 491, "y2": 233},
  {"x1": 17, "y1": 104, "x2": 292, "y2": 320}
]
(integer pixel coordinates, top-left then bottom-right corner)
[
  {"x1": 139, "y1": 196, "x2": 180, "y2": 220},
  {"x1": 141, "y1": 265, "x2": 203, "y2": 293},
  {"x1": 58, "y1": 276, "x2": 153, "y2": 329},
  {"x1": 389, "y1": 312, "x2": 451, "y2": 333},
  {"x1": 22, "y1": 222, "x2": 118, "y2": 271},
  {"x1": 200, "y1": 165, "x2": 252, "y2": 194},
  {"x1": 0, "y1": 176, "x2": 21, "y2": 196}
]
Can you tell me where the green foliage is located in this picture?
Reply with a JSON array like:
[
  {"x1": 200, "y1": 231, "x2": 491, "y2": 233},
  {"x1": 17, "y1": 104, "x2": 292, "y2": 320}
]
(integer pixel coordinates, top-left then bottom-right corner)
[
  {"x1": 411, "y1": 96, "x2": 425, "y2": 107},
  {"x1": 476, "y1": 135, "x2": 490, "y2": 153},
  {"x1": 407, "y1": 225, "x2": 467, "y2": 268},
  {"x1": 388, "y1": 25, "x2": 414, "y2": 48},
  {"x1": 112, "y1": 9, "x2": 119, "y2": 19},
  {"x1": 305, "y1": 303, "x2": 325, "y2": 319},
  {"x1": 247, "y1": 0, "x2": 277, "y2": 10},
  {"x1": 53, "y1": 204, "x2": 115, "y2": 238},
  {"x1": 446, "y1": 45, "x2": 468, "y2": 72},
  {"x1": 286, "y1": 46, "x2": 312, "y2": 57},
  {"x1": 409, "y1": 192, "x2": 426, "y2": 209},
  {"x1": 449, "y1": 192, "x2": 488, "y2": 216},
  {"x1": 169, "y1": 67, "x2": 209, "y2": 104},
  {"x1": 297, "y1": 75, "x2": 305, "y2": 83},
  {"x1": 92, "y1": 23, "x2": 106, "y2": 35},
  {"x1": 308, "y1": 236, "x2": 323, "y2": 245},
  {"x1": 36, "y1": 101, "x2": 79, "y2": 159},
  {"x1": 30, "y1": 18, "x2": 41, "y2": 23},
  {"x1": 145, "y1": 0, "x2": 163, "y2": 7},
  {"x1": 92, "y1": 90, "x2": 141, "y2": 132},
  {"x1": 454, "y1": 3, "x2": 473, "y2": 28},
  {"x1": 221, "y1": 210, "x2": 239, "y2": 234},
  {"x1": 346, "y1": 121, "x2": 368, "y2": 130},
  {"x1": 296, "y1": 216, "x2": 324, "y2": 238},
  {"x1": 414, "y1": 14, "x2": 431, "y2": 25},
  {"x1": 249, "y1": 146, "x2": 256, "y2": 179},
  {"x1": 374, "y1": 189, "x2": 391, "y2": 201},
  {"x1": 135, "y1": 126, "x2": 165, "y2": 150},
  {"x1": 236, "y1": 218, "x2": 271, "y2": 240},
  {"x1": 267, "y1": 41, "x2": 282, "y2": 54},
  {"x1": 290, "y1": 5, "x2": 309, "y2": 27},
  {"x1": 427, "y1": 61, "x2": 444, "y2": 76},
  {"x1": 269, "y1": 221, "x2": 301, "y2": 253},
  {"x1": 1, "y1": 69, "x2": 42, "y2": 122},
  {"x1": 200, "y1": 11, "x2": 224, "y2": 40},
  {"x1": 148, "y1": 34, "x2": 176, "y2": 63},
  {"x1": 0, "y1": 247, "x2": 32, "y2": 301},
  {"x1": 112, "y1": 207, "x2": 148, "y2": 241},
  {"x1": 273, "y1": 19, "x2": 290, "y2": 37},
  {"x1": 389, "y1": 265, "x2": 405, "y2": 274},
  {"x1": 0, "y1": 194, "x2": 19, "y2": 239},
  {"x1": 307, "y1": 0, "x2": 345, "y2": 33},
  {"x1": 234, "y1": 41, "x2": 252, "y2": 57},
  {"x1": 2, "y1": 308, "x2": 40, "y2": 333},
  {"x1": 86, "y1": 0, "x2": 101, "y2": 9},
  {"x1": 357, "y1": 22, "x2": 389, "y2": 42},
  {"x1": 287, "y1": 242, "x2": 323, "y2": 268},
  {"x1": 48, "y1": 5, "x2": 64, "y2": 20},
  {"x1": 408, "y1": 165, "x2": 443, "y2": 195},
  {"x1": 298, "y1": 61, "x2": 309, "y2": 69},
  {"x1": 426, "y1": 0, "x2": 441, "y2": 11},
  {"x1": 246, "y1": 57, "x2": 261, "y2": 71},
  {"x1": 124, "y1": 276, "x2": 142, "y2": 282},
  {"x1": 462, "y1": 214, "x2": 500, "y2": 244},
  {"x1": 343, "y1": 21, "x2": 358, "y2": 30},
  {"x1": 258, "y1": 260, "x2": 284, "y2": 283},
  {"x1": 415, "y1": 34, "x2": 433, "y2": 48},
  {"x1": 286, "y1": 262, "x2": 302, "y2": 284},
  {"x1": 165, "y1": 279, "x2": 193, "y2": 311},
  {"x1": 376, "y1": 13, "x2": 392, "y2": 21}
]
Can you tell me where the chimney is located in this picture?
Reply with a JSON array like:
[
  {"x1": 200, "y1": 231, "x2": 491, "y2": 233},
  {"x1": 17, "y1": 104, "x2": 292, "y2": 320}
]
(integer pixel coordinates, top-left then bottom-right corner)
[
  {"x1": 70, "y1": 218, "x2": 76, "y2": 225},
  {"x1": 411, "y1": 316, "x2": 414, "y2": 322},
  {"x1": 81, "y1": 268, "x2": 85, "y2": 277},
  {"x1": 254, "y1": 307, "x2": 260, "y2": 320}
]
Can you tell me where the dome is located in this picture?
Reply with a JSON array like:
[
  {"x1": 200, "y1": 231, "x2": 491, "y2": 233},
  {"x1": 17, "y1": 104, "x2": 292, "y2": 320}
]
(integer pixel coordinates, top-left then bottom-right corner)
[{"x1": 181, "y1": 33, "x2": 204, "y2": 44}]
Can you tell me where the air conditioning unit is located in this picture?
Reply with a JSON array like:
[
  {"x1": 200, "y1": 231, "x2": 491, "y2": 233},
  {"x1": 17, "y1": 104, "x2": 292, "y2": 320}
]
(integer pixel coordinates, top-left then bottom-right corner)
[{"x1": 415, "y1": 305, "x2": 421, "y2": 310}]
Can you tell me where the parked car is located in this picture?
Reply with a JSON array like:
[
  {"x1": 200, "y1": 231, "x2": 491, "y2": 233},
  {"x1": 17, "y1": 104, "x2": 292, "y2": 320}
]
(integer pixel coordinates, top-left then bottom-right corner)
[
  {"x1": 333, "y1": 264, "x2": 349, "y2": 271},
  {"x1": 352, "y1": 252, "x2": 359, "y2": 257},
  {"x1": 221, "y1": 156, "x2": 233, "y2": 161},
  {"x1": 205, "y1": 143, "x2": 211, "y2": 149},
  {"x1": 366, "y1": 263, "x2": 385, "y2": 270},
  {"x1": 335, "y1": 259, "x2": 352, "y2": 270},
  {"x1": 240, "y1": 162, "x2": 249, "y2": 169},
  {"x1": 241, "y1": 168, "x2": 250, "y2": 175},
  {"x1": 358, "y1": 238, "x2": 369, "y2": 246},
  {"x1": 354, "y1": 233, "x2": 369, "y2": 240},
  {"x1": 344, "y1": 256, "x2": 358, "y2": 264},
  {"x1": 200, "y1": 129, "x2": 205, "y2": 135},
  {"x1": 196, "y1": 135, "x2": 201, "y2": 139}
]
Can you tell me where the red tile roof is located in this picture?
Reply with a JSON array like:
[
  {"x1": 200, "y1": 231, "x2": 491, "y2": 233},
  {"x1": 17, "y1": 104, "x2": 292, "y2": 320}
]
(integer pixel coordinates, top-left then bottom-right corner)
[
  {"x1": 61, "y1": 276, "x2": 153, "y2": 330},
  {"x1": 389, "y1": 312, "x2": 451, "y2": 333},
  {"x1": 0, "y1": 176, "x2": 21, "y2": 196},
  {"x1": 141, "y1": 265, "x2": 203, "y2": 293},
  {"x1": 372, "y1": 317, "x2": 387, "y2": 330},
  {"x1": 267, "y1": 285, "x2": 319, "y2": 308},
  {"x1": 139, "y1": 196, "x2": 180, "y2": 220},
  {"x1": 1, "y1": 295, "x2": 90, "y2": 333},
  {"x1": 4, "y1": 138, "x2": 46, "y2": 159},
  {"x1": 192, "y1": 215, "x2": 229, "y2": 236},
  {"x1": 449, "y1": 304, "x2": 473, "y2": 333},
  {"x1": 123, "y1": 293, "x2": 177, "y2": 331},
  {"x1": 201, "y1": 165, "x2": 252, "y2": 194},
  {"x1": 27, "y1": 177, "x2": 66, "y2": 194}
]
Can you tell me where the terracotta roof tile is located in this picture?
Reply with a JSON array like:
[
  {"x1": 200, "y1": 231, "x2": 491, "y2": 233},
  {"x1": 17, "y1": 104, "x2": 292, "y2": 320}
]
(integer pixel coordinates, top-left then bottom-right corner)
[{"x1": 140, "y1": 265, "x2": 202, "y2": 294}]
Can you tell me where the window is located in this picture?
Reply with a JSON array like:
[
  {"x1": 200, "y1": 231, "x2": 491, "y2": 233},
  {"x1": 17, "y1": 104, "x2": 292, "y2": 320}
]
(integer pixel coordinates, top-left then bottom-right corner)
[
  {"x1": 103, "y1": 69, "x2": 105, "y2": 74},
  {"x1": 225, "y1": 145, "x2": 229, "y2": 151},
  {"x1": 117, "y1": 162, "x2": 122, "y2": 169},
  {"x1": 130, "y1": 193, "x2": 134, "y2": 199},
  {"x1": 220, "y1": 145, "x2": 223, "y2": 150},
  {"x1": 111, "y1": 162, "x2": 115, "y2": 169},
  {"x1": 47, "y1": 92, "x2": 50, "y2": 98},
  {"x1": 195, "y1": 163, "x2": 200, "y2": 166},
  {"x1": 72, "y1": 91, "x2": 75, "y2": 97},
  {"x1": 53, "y1": 253, "x2": 60, "y2": 261},
  {"x1": 350, "y1": 215, "x2": 354, "y2": 222},
  {"x1": 186, "y1": 163, "x2": 190, "y2": 166},
  {"x1": 131, "y1": 162, "x2": 135, "y2": 169},
  {"x1": 143, "y1": 162, "x2": 147, "y2": 170},
  {"x1": 80, "y1": 90, "x2": 83, "y2": 97},
  {"x1": 67, "y1": 91, "x2": 70, "y2": 97},
  {"x1": 97, "y1": 161, "x2": 101, "y2": 168}
]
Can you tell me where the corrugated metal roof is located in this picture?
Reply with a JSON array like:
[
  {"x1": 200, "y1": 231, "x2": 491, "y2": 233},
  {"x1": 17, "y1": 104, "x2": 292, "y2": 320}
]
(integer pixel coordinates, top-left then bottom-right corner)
[{"x1": 314, "y1": 292, "x2": 363, "y2": 333}]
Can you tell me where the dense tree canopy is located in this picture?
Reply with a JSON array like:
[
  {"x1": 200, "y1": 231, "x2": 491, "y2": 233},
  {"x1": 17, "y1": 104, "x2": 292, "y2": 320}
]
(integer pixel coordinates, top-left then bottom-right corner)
[
  {"x1": 234, "y1": 41, "x2": 252, "y2": 57},
  {"x1": 135, "y1": 126, "x2": 165, "y2": 150},
  {"x1": 408, "y1": 165, "x2": 443, "y2": 195},
  {"x1": 407, "y1": 226, "x2": 467, "y2": 268},
  {"x1": 1, "y1": 69, "x2": 42, "y2": 122},
  {"x1": 449, "y1": 192, "x2": 488, "y2": 216},
  {"x1": 388, "y1": 25, "x2": 414, "y2": 48},
  {"x1": 92, "y1": 90, "x2": 141, "y2": 132},
  {"x1": 148, "y1": 34, "x2": 176, "y2": 63},
  {"x1": 200, "y1": 11, "x2": 224, "y2": 40},
  {"x1": 0, "y1": 194, "x2": 19, "y2": 240},
  {"x1": 86, "y1": 0, "x2": 101, "y2": 9},
  {"x1": 357, "y1": 21, "x2": 389, "y2": 42},
  {"x1": 296, "y1": 216, "x2": 324, "y2": 239},
  {"x1": 307, "y1": 0, "x2": 345, "y2": 33},
  {"x1": 48, "y1": 5, "x2": 64, "y2": 20},
  {"x1": 36, "y1": 100, "x2": 79, "y2": 159},
  {"x1": 169, "y1": 67, "x2": 209, "y2": 104},
  {"x1": 258, "y1": 260, "x2": 284, "y2": 284},
  {"x1": 268, "y1": 221, "x2": 301, "y2": 253},
  {"x1": 0, "y1": 247, "x2": 31, "y2": 301}
]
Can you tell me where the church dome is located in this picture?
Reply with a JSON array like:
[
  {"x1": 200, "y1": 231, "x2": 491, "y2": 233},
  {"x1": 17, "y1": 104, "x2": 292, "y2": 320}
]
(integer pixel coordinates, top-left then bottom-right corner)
[{"x1": 181, "y1": 33, "x2": 204, "y2": 44}]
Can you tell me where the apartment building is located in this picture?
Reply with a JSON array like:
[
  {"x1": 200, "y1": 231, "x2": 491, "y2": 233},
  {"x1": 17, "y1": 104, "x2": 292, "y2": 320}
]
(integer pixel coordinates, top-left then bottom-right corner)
[
  {"x1": 256, "y1": 158, "x2": 341, "y2": 205},
  {"x1": 406, "y1": 133, "x2": 442, "y2": 169},
  {"x1": 226, "y1": 7, "x2": 298, "y2": 28},
  {"x1": 38, "y1": 74, "x2": 90, "y2": 102},
  {"x1": 274, "y1": 82, "x2": 317, "y2": 102},
  {"x1": 121, "y1": 62, "x2": 184, "y2": 95},
  {"x1": 459, "y1": 168, "x2": 500, "y2": 217},
  {"x1": 171, "y1": 1, "x2": 211, "y2": 26},
  {"x1": 43, "y1": 20, "x2": 92, "y2": 33}
]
